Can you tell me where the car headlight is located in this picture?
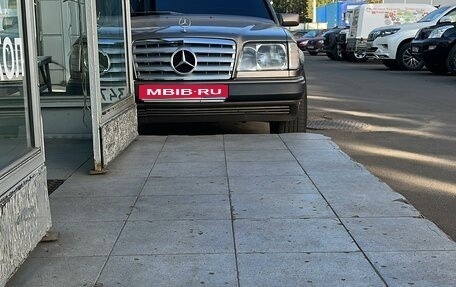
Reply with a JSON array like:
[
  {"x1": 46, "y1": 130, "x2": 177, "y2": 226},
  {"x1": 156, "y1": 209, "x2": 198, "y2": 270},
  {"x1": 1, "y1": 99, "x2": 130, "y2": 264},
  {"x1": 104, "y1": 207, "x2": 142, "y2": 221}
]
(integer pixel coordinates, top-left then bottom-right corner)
[
  {"x1": 429, "y1": 25, "x2": 453, "y2": 38},
  {"x1": 238, "y1": 43, "x2": 289, "y2": 71},
  {"x1": 69, "y1": 43, "x2": 111, "y2": 77},
  {"x1": 379, "y1": 28, "x2": 400, "y2": 37}
]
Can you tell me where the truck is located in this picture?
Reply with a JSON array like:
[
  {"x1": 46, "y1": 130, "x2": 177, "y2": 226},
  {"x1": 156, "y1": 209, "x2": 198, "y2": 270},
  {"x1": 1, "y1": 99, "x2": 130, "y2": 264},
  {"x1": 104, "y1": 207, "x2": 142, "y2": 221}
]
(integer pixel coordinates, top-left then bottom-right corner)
[
  {"x1": 316, "y1": 1, "x2": 365, "y2": 28},
  {"x1": 346, "y1": 3, "x2": 436, "y2": 56},
  {"x1": 367, "y1": 5, "x2": 456, "y2": 70}
]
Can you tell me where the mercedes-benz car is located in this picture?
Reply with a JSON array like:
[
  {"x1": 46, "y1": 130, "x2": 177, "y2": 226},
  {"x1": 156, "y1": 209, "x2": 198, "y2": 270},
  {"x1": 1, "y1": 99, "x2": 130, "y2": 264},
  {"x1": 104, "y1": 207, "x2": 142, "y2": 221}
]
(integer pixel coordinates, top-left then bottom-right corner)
[{"x1": 131, "y1": 0, "x2": 307, "y2": 133}]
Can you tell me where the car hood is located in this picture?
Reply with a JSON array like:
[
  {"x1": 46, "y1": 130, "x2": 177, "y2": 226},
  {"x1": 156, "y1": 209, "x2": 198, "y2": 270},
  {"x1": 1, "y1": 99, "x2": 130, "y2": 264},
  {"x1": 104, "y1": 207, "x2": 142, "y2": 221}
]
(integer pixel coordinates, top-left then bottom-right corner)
[
  {"x1": 372, "y1": 22, "x2": 431, "y2": 33},
  {"x1": 130, "y1": 15, "x2": 290, "y2": 41}
]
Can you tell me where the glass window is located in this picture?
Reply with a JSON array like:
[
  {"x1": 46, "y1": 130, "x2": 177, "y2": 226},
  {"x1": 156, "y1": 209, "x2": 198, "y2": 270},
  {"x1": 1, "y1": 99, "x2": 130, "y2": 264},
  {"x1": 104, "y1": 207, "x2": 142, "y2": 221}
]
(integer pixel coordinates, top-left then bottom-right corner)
[
  {"x1": 0, "y1": 0, "x2": 34, "y2": 170},
  {"x1": 130, "y1": 0, "x2": 273, "y2": 20},
  {"x1": 96, "y1": 0, "x2": 130, "y2": 110}
]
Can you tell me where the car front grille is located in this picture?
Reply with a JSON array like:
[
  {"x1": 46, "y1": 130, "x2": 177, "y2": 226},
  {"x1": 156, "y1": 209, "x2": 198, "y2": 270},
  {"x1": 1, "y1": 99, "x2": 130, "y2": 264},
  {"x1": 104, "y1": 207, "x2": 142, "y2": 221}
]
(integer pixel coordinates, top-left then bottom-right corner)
[
  {"x1": 99, "y1": 39, "x2": 128, "y2": 83},
  {"x1": 133, "y1": 38, "x2": 236, "y2": 81}
]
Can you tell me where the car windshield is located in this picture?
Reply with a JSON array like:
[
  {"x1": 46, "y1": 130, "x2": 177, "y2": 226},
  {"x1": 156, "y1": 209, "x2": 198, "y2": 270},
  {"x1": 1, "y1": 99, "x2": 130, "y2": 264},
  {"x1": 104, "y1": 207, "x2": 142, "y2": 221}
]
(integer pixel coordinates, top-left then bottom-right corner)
[
  {"x1": 130, "y1": 0, "x2": 273, "y2": 20},
  {"x1": 302, "y1": 30, "x2": 319, "y2": 38},
  {"x1": 417, "y1": 6, "x2": 448, "y2": 22}
]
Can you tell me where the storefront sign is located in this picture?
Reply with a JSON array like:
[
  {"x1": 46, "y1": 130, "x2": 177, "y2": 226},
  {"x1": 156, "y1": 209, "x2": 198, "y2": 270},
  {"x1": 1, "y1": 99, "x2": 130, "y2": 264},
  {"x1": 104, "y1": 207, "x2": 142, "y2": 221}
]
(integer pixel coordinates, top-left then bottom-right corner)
[{"x1": 0, "y1": 37, "x2": 24, "y2": 81}]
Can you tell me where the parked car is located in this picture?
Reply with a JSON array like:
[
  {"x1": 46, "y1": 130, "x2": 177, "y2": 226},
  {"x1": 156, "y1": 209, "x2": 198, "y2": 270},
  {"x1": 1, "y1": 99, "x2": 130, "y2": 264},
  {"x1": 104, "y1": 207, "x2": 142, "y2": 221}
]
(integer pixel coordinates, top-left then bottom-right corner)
[
  {"x1": 296, "y1": 29, "x2": 326, "y2": 51},
  {"x1": 130, "y1": 0, "x2": 307, "y2": 133},
  {"x1": 323, "y1": 27, "x2": 347, "y2": 60},
  {"x1": 68, "y1": 0, "x2": 308, "y2": 133},
  {"x1": 306, "y1": 36, "x2": 325, "y2": 55},
  {"x1": 292, "y1": 30, "x2": 309, "y2": 39},
  {"x1": 347, "y1": 3, "x2": 436, "y2": 59},
  {"x1": 411, "y1": 22, "x2": 456, "y2": 74},
  {"x1": 367, "y1": 5, "x2": 456, "y2": 71}
]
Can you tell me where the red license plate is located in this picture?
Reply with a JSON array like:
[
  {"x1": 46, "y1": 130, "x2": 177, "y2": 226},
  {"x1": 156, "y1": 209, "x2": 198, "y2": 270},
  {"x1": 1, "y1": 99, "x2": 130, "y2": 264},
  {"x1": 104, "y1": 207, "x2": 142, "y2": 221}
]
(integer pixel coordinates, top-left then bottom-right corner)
[{"x1": 139, "y1": 84, "x2": 229, "y2": 101}]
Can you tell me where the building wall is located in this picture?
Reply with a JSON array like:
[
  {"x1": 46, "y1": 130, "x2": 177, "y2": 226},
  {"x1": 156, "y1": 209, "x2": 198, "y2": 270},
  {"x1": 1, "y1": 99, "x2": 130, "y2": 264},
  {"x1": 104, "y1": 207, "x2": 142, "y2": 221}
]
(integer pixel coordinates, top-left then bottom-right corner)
[
  {"x1": 0, "y1": 165, "x2": 51, "y2": 287},
  {"x1": 101, "y1": 104, "x2": 138, "y2": 166}
]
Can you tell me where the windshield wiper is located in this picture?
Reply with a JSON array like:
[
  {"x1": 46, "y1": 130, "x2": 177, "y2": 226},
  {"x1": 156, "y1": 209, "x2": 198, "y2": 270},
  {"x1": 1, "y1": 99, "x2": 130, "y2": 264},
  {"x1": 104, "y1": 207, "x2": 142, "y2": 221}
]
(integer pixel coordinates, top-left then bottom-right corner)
[{"x1": 131, "y1": 11, "x2": 182, "y2": 17}]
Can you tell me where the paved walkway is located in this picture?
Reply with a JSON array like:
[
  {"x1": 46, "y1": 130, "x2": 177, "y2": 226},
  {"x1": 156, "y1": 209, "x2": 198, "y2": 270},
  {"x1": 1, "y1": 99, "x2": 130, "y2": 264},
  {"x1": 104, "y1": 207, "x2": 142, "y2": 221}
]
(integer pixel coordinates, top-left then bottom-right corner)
[{"x1": 6, "y1": 134, "x2": 456, "y2": 287}]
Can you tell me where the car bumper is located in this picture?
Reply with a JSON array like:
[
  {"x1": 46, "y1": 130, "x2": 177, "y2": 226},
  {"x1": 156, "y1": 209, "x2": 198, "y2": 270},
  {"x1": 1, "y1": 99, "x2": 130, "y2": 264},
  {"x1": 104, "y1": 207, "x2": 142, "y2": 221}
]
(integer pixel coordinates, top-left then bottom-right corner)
[
  {"x1": 411, "y1": 38, "x2": 452, "y2": 65},
  {"x1": 135, "y1": 77, "x2": 306, "y2": 123},
  {"x1": 371, "y1": 37, "x2": 393, "y2": 59}
]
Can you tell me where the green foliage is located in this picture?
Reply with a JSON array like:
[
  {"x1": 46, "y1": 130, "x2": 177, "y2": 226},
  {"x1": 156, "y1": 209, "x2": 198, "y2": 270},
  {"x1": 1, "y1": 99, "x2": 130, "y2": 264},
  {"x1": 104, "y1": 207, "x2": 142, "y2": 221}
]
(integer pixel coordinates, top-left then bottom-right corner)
[{"x1": 271, "y1": 0, "x2": 308, "y2": 21}]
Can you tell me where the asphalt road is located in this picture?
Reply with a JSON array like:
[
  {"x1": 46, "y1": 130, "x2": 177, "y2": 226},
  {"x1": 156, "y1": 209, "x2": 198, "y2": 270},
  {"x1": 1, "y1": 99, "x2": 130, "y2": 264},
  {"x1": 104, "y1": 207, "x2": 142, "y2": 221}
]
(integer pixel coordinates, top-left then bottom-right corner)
[
  {"x1": 139, "y1": 54, "x2": 456, "y2": 241},
  {"x1": 305, "y1": 54, "x2": 456, "y2": 241}
]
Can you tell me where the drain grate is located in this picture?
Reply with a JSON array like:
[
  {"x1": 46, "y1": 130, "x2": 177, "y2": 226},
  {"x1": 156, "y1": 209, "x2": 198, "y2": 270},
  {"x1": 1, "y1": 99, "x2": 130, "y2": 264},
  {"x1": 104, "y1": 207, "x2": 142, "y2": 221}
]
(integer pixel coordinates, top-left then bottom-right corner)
[
  {"x1": 307, "y1": 119, "x2": 368, "y2": 131},
  {"x1": 47, "y1": 180, "x2": 65, "y2": 195}
]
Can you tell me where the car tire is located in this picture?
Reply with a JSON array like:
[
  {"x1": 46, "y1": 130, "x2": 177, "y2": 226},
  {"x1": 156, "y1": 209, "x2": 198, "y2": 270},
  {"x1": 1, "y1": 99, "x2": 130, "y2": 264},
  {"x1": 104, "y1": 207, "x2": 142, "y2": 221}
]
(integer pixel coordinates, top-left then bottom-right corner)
[
  {"x1": 445, "y1": 45, "x2": 456, "y2": 75},
  {"x1": 335, "y1": 46, "x2": 344, "y2": 61},
  {"x1": 382, "y1": 59, "x2": 400, "y2": 70},
  {"x1": 326, "y1": 52, "x2": 336, "y2": 60},
  {"x1": 347, "y1": 51, "x2": 368, "y2": 62},
  {"x1": 270, "y1": 98, "x2": 307, "y2": 133},
  {"x1": 396, "y1": 42, "x2": 424, "y2": 71},
  {"x1": 425, "y1": 63, "x2": 448, "y2": 75},
  {"x1": 308, "y1": 51, "x2": 318, "y2": 56}
]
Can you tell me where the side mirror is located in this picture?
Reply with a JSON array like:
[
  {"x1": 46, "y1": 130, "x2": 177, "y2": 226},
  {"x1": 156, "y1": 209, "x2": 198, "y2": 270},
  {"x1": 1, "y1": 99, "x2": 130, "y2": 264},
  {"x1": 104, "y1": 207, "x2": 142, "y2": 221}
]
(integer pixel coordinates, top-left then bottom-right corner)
[
  {"x1": 278, "y1": 13, "x2": 300, "y2": 27},
  {"x1": 439, "y1": 16, "x2": 453, "y2": 23}
]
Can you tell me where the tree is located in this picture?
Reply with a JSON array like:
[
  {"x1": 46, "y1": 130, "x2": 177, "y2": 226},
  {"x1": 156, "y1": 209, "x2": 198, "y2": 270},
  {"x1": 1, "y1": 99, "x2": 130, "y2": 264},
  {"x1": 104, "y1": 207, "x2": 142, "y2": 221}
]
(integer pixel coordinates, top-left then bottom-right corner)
[{"x1": 271, "y1": 0, "x2": 308, "y2": 22}]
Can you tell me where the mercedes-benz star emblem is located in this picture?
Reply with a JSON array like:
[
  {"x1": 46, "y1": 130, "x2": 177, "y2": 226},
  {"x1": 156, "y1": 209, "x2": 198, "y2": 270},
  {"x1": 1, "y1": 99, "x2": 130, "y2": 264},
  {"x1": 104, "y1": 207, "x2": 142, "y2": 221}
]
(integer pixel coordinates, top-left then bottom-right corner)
[
  {"x1": 171, "y1": 48, "x2": 197, "y2": 75},
  {"x1": 178, "y1": 17, "x2": 191, "y2": 33}
]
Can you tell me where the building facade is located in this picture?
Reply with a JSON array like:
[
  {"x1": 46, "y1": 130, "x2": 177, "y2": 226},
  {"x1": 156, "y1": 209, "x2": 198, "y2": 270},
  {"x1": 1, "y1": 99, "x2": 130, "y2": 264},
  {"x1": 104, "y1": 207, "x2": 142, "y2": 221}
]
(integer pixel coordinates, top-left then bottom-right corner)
[{"x1": 0, "y1": 1, "x2": 136, "y2": 285}]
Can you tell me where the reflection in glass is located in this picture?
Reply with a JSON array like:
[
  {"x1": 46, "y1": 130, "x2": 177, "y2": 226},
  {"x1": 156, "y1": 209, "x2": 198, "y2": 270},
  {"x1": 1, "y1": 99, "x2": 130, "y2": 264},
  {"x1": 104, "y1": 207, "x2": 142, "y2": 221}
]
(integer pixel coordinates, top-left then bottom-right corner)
[
  {"x1": 0, "y1": 0, "x2": 33, "y2": 170},
  {"x1": 96, "y1": 0, "x2": 129, "y2": 109}
]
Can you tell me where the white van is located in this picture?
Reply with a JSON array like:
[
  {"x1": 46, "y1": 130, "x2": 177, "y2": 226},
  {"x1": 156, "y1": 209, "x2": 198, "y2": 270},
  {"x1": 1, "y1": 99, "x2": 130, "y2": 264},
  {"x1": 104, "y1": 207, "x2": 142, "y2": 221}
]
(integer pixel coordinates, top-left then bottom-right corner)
[{"x1": 346, "y1": 3, "x2": 436, "y2": 53}]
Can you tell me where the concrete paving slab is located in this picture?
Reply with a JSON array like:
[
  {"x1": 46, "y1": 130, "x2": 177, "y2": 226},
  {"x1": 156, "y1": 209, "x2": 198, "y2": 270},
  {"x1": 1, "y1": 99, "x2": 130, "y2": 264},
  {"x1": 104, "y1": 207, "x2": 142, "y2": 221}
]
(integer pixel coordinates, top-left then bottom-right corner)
[
  {"x1": 224, "y1": 134, "x2": 287, "y2": 150},
  {"x1": 30, "y1": 221, "x2": 123, "y2": 257},
  {"x1": 325, "y1": 189, "x2": 420, "y2": 218},
  {"x1": 343, "y1": 218, "x2": 456, "y2": 251},
  {"x1": 150, "y1": 161, "x2": 227, "y2": 177},
  {"x1": 367, "y1": 251, "x2": 456, "y2": 287},
  {"x1": 51, "y1": 177, "x2": 146, "y2": 197},
  {"x1": 98, "y1": 254, "x2": 237, "y2": 287},
  {"x1": 130, "y1": 195, "x2": 230, "y2": 220},
  {"x1": 291, "y1": 147, "x2": 351, "y2": 162},
  {"x1": 156, "y1": 150, "x2": 225, "y2": 163},
  {"x1": 6, "y1": 256, "x2": 106, "y2": 287},
  {"x1": 142, "y1": 176, "x2": 228, "y2": 195},
  {"x1": 228, "y1": 175, "x2": 318, "y2": 194},
  {"x1": 231, "y1": 193, "x2": 335, "y2": 219},
  {"x1": 49, "y1": 196, "x2": 136, "y2": 222},
  {"x1": 234, "y1": 218, "x2": 358, "y2": 253},
  {"x1": 237, "y1": 252, "x2": 385, "y2": 287},
  {"x1": 309, "y1": 171, "x2": 394, "y2": 195},
  {"x1": 105, "y1": 151, "x2": 158, "y2": 172},
  {"x1": 112, "y1": 220, "x2": 233, "y2": 255},
  {"x1": 227, "y1": 161, "x2": 305, "y2": 176},
  {"x1": 284, "y1": 139, "x2": 338, "y2": 151},
  {"x1": 163, "y1": 135, "x2": 224, "y2": 151},
  {"x1": 279, "y1": 133, "x2": 331, "y2": 141},
  {"x1": 225, "y1": 149, "x2": 295, "y2": 162}
]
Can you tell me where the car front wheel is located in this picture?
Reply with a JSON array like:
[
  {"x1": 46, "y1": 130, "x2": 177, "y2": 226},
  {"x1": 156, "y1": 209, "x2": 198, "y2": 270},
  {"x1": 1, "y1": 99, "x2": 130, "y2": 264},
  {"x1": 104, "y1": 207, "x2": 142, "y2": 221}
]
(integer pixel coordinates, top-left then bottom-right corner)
[
  {"x1": 396, "y1": 42, "x2": 424, "y2": 71},
  {"x1": 270, "y1": 98, "x2": 307, "y2": 133},
  {"x1": 446, "y1": 45, "x2": 456, "y2": 75}
]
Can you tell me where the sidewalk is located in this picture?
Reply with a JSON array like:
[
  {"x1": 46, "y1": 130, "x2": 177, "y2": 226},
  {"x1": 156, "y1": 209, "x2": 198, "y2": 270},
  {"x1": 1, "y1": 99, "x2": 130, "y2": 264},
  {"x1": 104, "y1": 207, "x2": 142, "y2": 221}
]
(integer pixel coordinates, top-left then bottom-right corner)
[{"x1": 6, "y1": 133, "x2": 456, "y2": 287}]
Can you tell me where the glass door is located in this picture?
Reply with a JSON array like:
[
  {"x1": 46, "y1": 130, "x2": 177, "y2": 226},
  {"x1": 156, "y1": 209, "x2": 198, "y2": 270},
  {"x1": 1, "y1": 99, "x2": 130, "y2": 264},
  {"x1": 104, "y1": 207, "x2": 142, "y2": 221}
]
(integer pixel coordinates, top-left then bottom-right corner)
[{"x1": 85, "y1": 0, "x2": 137, "y2": 172}]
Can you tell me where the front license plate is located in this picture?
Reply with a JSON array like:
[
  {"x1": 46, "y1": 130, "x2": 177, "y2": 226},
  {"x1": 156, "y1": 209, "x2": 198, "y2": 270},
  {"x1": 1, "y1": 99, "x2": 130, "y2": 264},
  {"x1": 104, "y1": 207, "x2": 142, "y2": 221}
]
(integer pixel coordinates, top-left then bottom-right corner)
[
  {"x1": 139, "y1": 84, "x2": 229, "y2": 101},
  {"x1": 307, "y1": 45, "x2": 314, "y2": 49}
]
